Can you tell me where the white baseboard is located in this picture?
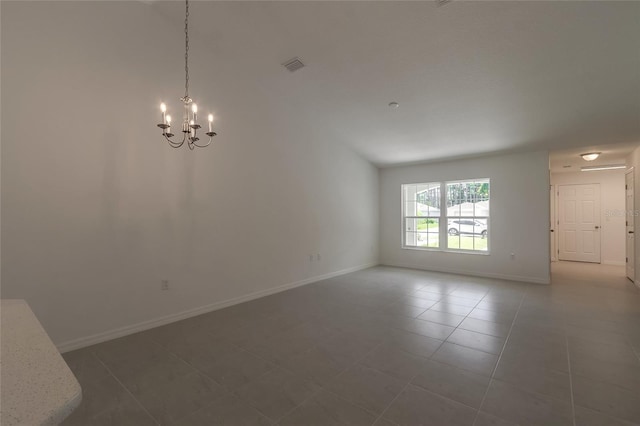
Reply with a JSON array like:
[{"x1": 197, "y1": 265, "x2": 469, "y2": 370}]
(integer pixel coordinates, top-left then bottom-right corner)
[
  {"x1": 57, "y1": 262, "x2": 378, "y2": 353},
  {"x1": 602, "y1": 261, "x2": 626, "y2": 266},
  {"x1": 380, "y1": 262, "x2": 551, "y2": 285}
]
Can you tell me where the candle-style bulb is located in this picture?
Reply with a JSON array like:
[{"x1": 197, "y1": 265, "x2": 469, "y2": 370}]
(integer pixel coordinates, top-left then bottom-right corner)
[
  {"x1": 160, "y1": 102, "x2": 167, "y2": 125},
  {"x1": 164, "y1": 114, "x2": 172, "y2": 136},
  {"x1": 208, "y1": 114, "x2": 214, "y2": 122},
  {"x1": 191, "y1": 103, "x2": 198, "y2": 123}
]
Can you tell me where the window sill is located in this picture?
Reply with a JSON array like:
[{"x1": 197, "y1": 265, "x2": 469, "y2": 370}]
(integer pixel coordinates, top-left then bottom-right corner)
[{"x1": 401, "y1": 246, "x2": 490, "y2": 256}]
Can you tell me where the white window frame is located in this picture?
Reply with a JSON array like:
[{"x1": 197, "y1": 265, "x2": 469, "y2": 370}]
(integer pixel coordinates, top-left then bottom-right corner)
[
  {"x1": 402, "y1": 182, "x2": 442, "y2": 250},
  {"x1": 401, "y1": 179, "x2": 490, "y2": 254}
]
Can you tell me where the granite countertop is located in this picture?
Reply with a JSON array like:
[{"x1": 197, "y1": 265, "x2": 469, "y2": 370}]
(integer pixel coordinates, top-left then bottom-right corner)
[{"x1": 1, "y1": 299, "x2": 82, "y2": 425}]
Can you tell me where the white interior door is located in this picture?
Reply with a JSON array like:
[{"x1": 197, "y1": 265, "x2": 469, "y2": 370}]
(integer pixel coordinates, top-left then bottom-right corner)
[
  {"x1": 558, "y1": 184, "x2": 601, "y2": 263},
  {"x1": 626, "y1": 170, "x2": 635, "y2": 281},
  {"x1": 550, "y1": 185, "x2": 556, "y2": 261}
]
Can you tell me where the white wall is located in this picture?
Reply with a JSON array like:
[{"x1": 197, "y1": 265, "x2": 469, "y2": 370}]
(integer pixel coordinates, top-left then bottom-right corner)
[
  {"x1": 550, "y1": 170, "x2": 626, "y2": 265},
  {"x1": 1, "y1": 2, "x2": 379, "y2": 350},
  {"x1": 379, "y1": 151, "x2": 551, "y2": 284}
]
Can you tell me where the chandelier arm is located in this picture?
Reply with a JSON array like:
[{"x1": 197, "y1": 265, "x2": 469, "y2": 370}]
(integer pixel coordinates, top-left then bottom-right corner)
[
  {"x1": 192, "y1": 137, "x2": 212, "y2": 148},
  {"x1": 164, "y1": 133, "x2": 186, "y2": 148},
  {"x1": 179, "y1": 132, "x2": 189, "y2": 147}
]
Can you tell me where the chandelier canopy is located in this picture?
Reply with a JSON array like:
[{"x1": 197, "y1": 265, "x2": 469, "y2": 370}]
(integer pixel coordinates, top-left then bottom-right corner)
[{"x1": 157, "y1": 0, "x2": 216, "y2": 150}]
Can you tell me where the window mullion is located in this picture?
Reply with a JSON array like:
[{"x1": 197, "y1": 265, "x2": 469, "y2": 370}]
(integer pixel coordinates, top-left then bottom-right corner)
[{"x1": 440, "y1": 182, "x2": 447, "y2": 249}]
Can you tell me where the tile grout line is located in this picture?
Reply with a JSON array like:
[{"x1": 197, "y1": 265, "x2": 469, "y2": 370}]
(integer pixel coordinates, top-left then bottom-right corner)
[
  {"x1": 344, "y1": 282, "x2": 488, "y2": 425},
  {"x1": 273, "y1": 340, "x2": 388, "y2": 425},
  {"x1": 389, "y1": 285, "x2": 520, "y2": 361},
  {"x1": 357, "y1": 288, "x2": 510, "y2": 425},
  {"x1": 370, "y1": 285, "x2": 515, "y2": 425},
  {"x1": 144, "y1": 334, "x2": 229, "y2": 391},
  {"x1": 89, "y1": 351, "x2": 161, "y2": 426},
  {"x1": 470, "y1": 291, "x2": 527, "y2": 426},
  {"x1": 432, "y1": 291, "x2": 484, "y2": 348},
  {"x1": 563, "y1": 317, "x2": 577, "y2": 426},
  {"x1": 157, "y1": 308, "x2": 356, "y2": 421},
  {"x1": 417, "y1": 287, "x2": 514, "y2": 359},
  {"x1": 370, "y1": 378, "x2": 413, "y2": 426},
  {"x1": 225, "y1": 327, "x2": 339, "y2": 424},
  {"x1": 564, "y1": 318, "x2": 640, "y2": 425},
  {"x1": 370, "y1": 326, "x2": 452, "y2": 425},
  {"x1": 627, "y1": 335, "x2": 640, "y2": 364},
  {"x1": 142, "y1": 335, "x2": 277, "y2": 425},
  {"x1": 442, "y1": 289, "x2": 491, "y2": 343},
  {"x1": 384, "y1": 285, "x2": 484, "y2": 345},
  {"x1": 283, "y1": 280, "x2": 460, "y2": 425}
]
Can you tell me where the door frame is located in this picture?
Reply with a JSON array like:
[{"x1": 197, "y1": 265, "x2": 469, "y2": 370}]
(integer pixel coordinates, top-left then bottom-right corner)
[
  {"x1": 550, "y1": 184, "x2": 556, "y2": 262},
  {"x1": 625, "y1": 167, "x2": 635, "y2": 283}
]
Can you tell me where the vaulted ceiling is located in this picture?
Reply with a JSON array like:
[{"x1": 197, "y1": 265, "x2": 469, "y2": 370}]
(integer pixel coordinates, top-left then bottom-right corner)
[{"x1": 149, "y1": 1, "x2": 640, "y2": 166}]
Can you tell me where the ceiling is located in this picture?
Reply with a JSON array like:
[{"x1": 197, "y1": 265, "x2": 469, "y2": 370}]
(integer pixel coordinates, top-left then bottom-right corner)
[{"x1": 149, "y1": 1, "x2": 640, "y2": 167}]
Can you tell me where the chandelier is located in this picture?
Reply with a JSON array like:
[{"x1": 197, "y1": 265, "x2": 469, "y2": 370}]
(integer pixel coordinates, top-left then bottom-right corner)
[{"x1": 157, "y1": 0, "x2": 216, "y2": 149}]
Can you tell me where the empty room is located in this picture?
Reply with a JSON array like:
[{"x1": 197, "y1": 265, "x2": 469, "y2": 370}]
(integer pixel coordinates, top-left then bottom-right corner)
[{"x1": 1, "y1": 1, "x2": 639, "y2": 425}]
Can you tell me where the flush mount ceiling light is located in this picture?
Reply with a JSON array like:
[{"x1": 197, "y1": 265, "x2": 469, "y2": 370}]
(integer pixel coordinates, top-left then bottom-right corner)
[
  {"x1": 388, "y1": 102, "x2": 400, "y2": 109},
  {"x1": 581, "y1": 164, "x2": 626, "y2": 172},
  {"x1": 157, "y1": 0, "x2": 216, "y2": 150},
  {"x1": 580, "y1": 152, "x2": 600, "y2": 161}
]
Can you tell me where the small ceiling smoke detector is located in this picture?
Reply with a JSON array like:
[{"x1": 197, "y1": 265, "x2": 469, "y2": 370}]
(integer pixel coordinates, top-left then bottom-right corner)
[
  {"x1": 282, "y1": 57, "x2": 305, "y2": 73},
  {"x1": 581, "y1": 152, "x2": 600, "y2": 161},
  {"x1": 388, "y1": 102, "x2": 400, "y2": 109}
]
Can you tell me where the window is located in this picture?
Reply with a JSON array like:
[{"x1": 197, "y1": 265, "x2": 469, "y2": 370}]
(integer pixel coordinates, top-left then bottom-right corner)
[
  {"x1": 402, "y1": 179, "x2": 490, "y2": 252},
  {"x1": 403, "y1": 182, "x2": 441, "y2": 248},
  {"x1": 445, "y1": 179, "x2": 490, "y2": 251}
]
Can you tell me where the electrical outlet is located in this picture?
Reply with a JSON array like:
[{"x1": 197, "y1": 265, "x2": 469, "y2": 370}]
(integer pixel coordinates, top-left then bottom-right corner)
[
  {"x1": 161, "y1": 280, "x2": 169, "y2": 291},
  {"x1": 309, "y1": 254, "x2": 314, "y2": 262}
]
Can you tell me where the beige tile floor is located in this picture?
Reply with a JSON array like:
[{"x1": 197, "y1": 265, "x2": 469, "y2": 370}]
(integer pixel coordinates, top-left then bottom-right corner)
[{"x1": 62, "y1": 262, "x2": 640, "y2": 425}]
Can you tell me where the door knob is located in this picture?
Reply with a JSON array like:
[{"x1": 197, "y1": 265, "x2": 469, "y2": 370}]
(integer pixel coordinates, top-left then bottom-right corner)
[
  {"x1": 629, "y1": 231, "x2": 635, "y2": 234},
  {"x1": 595, "y1": 226, "x2": 600, "y2": 229}
]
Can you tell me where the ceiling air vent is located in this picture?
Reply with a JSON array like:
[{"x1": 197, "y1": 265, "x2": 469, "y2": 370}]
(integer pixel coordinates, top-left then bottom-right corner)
[
  {"x1": 282, "y1": 57, "x2": 305, "y2": 73},
  {"x1": 436, "y1": 0, "x2": 452, "y2": 6}
]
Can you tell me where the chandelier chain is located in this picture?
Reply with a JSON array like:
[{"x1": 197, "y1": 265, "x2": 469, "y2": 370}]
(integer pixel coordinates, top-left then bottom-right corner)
[
  {"x1": 157, "y1": 0, "x2": 215, "y2": 149},
  {"x1": 184, "y1": 0, "x2": 190, "y2": 99}
]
